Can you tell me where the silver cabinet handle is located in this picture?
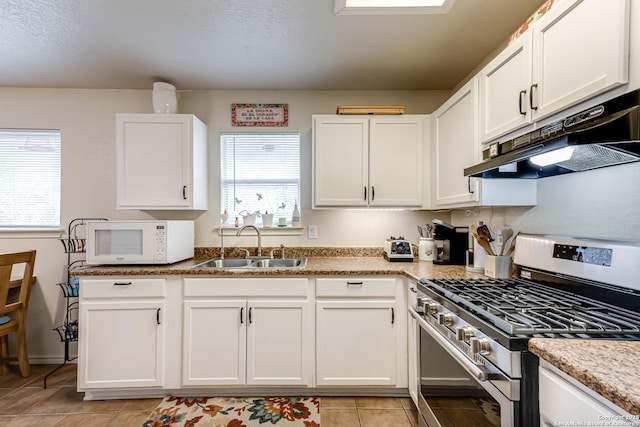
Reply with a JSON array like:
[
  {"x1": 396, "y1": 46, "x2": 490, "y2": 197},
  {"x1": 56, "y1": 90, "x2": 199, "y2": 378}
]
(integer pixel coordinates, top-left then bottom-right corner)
[{"x1": 519, "y1": 90, "x2": 527, "y2": 115}]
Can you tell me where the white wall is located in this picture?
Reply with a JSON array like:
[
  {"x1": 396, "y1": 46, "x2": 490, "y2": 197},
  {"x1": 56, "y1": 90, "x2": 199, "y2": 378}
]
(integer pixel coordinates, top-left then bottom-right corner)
[
  {"x1": 178, "y1": 90, "x2": 451, "y2": 249},
  {"x1": 0, "y1": 87, "x2": 450, "y2": 361},
  {"x1": 451, "y1": 162, "x2": 640, "y2": 242}
]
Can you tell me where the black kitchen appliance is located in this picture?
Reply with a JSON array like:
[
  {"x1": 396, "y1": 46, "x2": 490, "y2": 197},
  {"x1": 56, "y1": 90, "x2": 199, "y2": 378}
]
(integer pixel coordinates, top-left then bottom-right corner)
[
  {"x1": 432, "y1": 219, "x2": 468, "y2": 265},
  {"x1": 464, "y1": 88, "x2": 640, "y2": 179},
  {"x1": 409, "y1": 234, "x2": 640, "y2": 427}
]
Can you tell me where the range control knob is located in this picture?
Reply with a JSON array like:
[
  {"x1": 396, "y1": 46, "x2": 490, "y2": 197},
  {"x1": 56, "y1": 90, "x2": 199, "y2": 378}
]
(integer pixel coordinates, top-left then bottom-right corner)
[
  {"x1": 427, "y1": 303, "x2": 440, "y2": 315},
  {"x1": 437, "y1": 313, "x2": 454, "y2": 326},
  {"x1": 470, "y1": 337, "x2": 492, "y2": 356},
  {"x1": 456, "y1": 326, "x2": 474, "y2": 341}
]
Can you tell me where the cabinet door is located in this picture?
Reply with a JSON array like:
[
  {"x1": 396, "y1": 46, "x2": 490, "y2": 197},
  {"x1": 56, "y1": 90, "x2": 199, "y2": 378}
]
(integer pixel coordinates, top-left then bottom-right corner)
[
  {"x1": 182, "y1": 300, "x2": 246, "y2": 385},
  {"x1": 313, "y1": 116, "x2": 369, "y2": 207},
  {"x1": 479, "y1": 31, "x2": 533, "y2": 143},
  {"x1": 78, "y1": 301, "x2": 165, "y2": 389},
  {"x1": 369, "y1": 117, "x2": 424, "y2": 207},
  {"x1": 316, "y1": 301, "x2": 396, "y2": 385},
  {"x1": 432, "y1": 79, "x2": 480, "y2": 207},
  {"x1": 116, "y1": 114, "x2": 207, "y2": 210},
  {"x1": 246, "y1": 301, "x2": 311, "y2": 386},
  {"x1": 531, "y1": 0, "x2": 629, "y2": 120}
]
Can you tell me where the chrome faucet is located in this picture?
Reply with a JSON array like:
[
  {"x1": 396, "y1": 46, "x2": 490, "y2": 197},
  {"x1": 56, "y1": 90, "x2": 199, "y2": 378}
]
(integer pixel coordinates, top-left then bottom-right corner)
[{"x1": 236, "y1": 225, "x2": 262, "y2": 257}]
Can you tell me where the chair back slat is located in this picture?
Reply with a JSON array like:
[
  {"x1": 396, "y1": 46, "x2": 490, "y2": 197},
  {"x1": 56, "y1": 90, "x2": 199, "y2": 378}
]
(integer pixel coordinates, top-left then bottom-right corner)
[{"x1": 0, "y1": 251, "x2": 36, "y2": 315}]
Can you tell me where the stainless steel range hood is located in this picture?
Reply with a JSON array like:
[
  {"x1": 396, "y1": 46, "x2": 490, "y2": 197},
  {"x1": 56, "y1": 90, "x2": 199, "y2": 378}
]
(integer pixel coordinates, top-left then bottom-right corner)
[{"x1": 464, "y1": 89, "x2": 640, "y2": 179}]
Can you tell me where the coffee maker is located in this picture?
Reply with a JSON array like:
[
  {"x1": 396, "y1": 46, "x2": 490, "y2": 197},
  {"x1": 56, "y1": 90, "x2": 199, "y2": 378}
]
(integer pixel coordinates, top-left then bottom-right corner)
[{"x1": 432, "y1": 219, "x2": 469, "y2": 265}]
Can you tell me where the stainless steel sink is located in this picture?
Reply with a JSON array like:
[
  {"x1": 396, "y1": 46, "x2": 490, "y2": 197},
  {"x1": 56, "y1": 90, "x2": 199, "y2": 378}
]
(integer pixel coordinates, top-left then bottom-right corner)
[
  {"x1": 191, "y1": 257, "x2": 307, "y2": 269},
  {"x1": 250, "y1": 258, "x2": 307, "y2": 268},
  {"x1": 192, "y1": 258, "x2": 254, "y2": 268}
]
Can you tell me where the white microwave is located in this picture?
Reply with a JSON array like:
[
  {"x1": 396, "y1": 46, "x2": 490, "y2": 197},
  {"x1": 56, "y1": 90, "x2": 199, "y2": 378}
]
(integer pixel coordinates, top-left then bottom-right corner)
[{"x1": 86, "y1": 220, "x2": 194, "y2": 265}]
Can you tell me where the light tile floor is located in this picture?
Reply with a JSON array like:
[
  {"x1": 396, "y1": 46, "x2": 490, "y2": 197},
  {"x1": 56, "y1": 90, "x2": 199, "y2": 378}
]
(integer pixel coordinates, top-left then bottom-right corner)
[{"x1": 0, "y1": 364, "x2": 423, "y2": 426}]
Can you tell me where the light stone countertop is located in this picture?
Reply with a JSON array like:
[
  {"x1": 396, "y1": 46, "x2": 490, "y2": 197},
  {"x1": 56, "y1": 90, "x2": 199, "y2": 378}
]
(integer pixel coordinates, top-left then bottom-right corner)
[{"x1": 529, "y1": 338, "x2": 640, "y2": 416}]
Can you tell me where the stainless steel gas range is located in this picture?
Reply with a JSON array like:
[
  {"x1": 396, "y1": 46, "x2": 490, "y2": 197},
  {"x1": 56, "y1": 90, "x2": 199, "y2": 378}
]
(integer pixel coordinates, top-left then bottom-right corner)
[{"x1": 409, "y1": 234, "x2": 640, "y2": 427}]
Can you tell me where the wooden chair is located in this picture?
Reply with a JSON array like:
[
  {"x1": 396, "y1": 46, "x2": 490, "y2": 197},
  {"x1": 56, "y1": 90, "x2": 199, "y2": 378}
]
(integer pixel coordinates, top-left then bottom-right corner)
[{"x1": 0, "y1": 250, "x2": 36, "y2": 377}]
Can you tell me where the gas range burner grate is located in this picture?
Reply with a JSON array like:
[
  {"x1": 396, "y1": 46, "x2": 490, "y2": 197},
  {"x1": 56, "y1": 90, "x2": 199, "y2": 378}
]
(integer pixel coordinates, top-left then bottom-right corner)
[{"x1": 424, "y1": 278, "x2": 640, "y2": 336}]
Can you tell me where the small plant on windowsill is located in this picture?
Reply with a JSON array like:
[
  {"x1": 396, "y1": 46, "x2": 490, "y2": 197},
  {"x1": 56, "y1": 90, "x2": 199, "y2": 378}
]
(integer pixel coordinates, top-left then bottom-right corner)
[{"x1": 238, "y1": 210, "x2": 261, "y2": 226}]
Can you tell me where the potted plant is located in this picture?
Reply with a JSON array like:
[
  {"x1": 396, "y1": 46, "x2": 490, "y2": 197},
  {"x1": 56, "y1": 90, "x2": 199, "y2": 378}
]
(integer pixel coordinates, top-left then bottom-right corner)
[{"x1": 238, "y1": 210, "x2": 261, "y2": 226}]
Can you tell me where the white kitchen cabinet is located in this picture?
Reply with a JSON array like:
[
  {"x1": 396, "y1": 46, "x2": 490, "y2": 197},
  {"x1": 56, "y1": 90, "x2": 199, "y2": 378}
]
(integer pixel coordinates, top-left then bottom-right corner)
[
  {"x1": 182, "y1": 300, "x2": 246, "y2": 385},
  {"x1": 78, "y1": 278, "x2": 166, "y2": 389},
  {"x1": 432, "y1": 78, "x2": 536, "y2": 208},
  {"x1": 116, "y1": 114, "x2": 208, "y2": 210},
  {"x1": 315, "y1": 277, "x2": 402, "y2": 386},
  {"x1": 479, "y1": 0, "x2": 630, "y2": 143},
  {"x1": 539, "y1": 362, "x2": 636, "y2": 426},
  {"x1": 182, "y1": 278, "x2": 312, "y2": 386},
  {"x1": 313, "y1": 115, "x2": 426, "y2": 208}
]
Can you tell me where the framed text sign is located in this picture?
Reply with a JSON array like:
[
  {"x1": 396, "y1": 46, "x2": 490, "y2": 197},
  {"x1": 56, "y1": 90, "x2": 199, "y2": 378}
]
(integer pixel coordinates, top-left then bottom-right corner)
[{"x1": 231, "y1": 103, "x2": 289, "y2": 127}]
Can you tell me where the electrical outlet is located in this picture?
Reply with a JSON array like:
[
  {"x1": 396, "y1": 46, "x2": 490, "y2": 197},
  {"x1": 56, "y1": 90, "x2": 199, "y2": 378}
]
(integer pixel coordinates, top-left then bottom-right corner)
[{"x1": 308, "y1": 225, "x2": 318, "y2": 239}]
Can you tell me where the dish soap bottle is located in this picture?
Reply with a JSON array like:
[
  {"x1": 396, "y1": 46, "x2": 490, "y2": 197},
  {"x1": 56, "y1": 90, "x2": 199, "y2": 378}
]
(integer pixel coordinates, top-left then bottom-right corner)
[{"x1": 291, "y1": 200, "x2": 300, "y2": 226}]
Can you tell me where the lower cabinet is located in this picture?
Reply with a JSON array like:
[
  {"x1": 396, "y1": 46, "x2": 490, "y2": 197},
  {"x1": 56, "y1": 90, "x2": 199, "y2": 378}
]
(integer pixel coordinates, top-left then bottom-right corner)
[
  {"x1": 78, "y1": 278, "x2": 166, "y2": 389},
  {"x1": 539, "y1": 362, "x2": 635, "y2": 425},
  {"x1": 182, "y1": 278, "x2": 312, "y2": 386},
  {"x1": 315, "y1": 277, "x2": 406, "y2": 386},
  {"x1": 77, "y1": 274, "x2": 409, "y2": 396}
]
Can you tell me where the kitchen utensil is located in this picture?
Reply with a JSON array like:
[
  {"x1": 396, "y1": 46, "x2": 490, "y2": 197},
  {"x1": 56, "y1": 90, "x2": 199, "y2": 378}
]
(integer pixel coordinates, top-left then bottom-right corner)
[
  {"x1": 504, "y1": 231, "x2": 520, "y2": 257},
  {"x1": 418, "y1": 225, "x2": 424, "y2": 238},
  {"x1": 470, "y1": 224, "x2": 495, "y2": 256},
  {"x1": 498, "y1": 228, "x2": 514, "y2": 255},
  {"x1": 477, "y1": 224, "x2": 494, "y2": 242}
]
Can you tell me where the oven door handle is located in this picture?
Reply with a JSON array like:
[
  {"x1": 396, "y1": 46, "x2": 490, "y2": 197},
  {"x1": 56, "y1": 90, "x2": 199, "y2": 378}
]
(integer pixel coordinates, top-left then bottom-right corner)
[{"x1": 409, "y1": 306, "x2": 490, "y2": 382}]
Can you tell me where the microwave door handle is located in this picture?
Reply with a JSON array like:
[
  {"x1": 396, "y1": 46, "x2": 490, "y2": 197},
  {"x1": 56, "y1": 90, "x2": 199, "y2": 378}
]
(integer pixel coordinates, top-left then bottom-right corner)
[{"x1": 409, "y1": 307, "x2": 489, "y2": 382}]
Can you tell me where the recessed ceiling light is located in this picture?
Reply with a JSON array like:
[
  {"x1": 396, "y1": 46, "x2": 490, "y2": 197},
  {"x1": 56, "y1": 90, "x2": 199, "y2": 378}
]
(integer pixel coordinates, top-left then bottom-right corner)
[{"x1": 334, "y1": 0, "x2": 455, "y2": 15}]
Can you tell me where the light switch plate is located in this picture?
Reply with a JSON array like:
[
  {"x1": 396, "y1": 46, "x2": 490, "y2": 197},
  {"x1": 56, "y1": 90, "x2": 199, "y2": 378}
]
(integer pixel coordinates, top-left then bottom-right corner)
[{"x1": 308, "y1": 225, "x2": 318, "y2": 239}]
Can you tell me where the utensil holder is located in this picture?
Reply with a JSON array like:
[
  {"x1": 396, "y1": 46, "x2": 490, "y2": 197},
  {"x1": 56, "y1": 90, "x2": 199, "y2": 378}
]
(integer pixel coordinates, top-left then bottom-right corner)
[{"x1": 484, "y1": 255, "x2": 512, "y2": 278}]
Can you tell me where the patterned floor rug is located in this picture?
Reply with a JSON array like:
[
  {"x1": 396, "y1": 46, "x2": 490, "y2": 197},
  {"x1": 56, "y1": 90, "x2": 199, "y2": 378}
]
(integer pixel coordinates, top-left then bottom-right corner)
[{"x1": 143, "y1": 396, "x2": 321, "y2": 427}]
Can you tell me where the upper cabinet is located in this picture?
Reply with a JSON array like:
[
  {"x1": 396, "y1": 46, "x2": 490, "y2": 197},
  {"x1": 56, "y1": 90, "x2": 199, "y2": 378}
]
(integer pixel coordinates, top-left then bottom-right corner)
[
  {"x1": 313, "y1": 115, "x2": 427, "y2": 208},
  {"x1": 116, "y1": 114, "x2": 208, "y2": 210},
  {"x1": 432, "y1": 79, "x2": 536, "y2": 208},
  {"x1": 479, "y1": 0, "x2": 630, "y2": 143}
]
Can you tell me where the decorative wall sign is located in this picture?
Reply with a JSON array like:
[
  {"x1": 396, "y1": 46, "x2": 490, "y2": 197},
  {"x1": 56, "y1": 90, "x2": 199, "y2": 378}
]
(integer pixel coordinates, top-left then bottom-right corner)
[{"x1": 231, "y1": 103, "x2": 289, "y2": 127}]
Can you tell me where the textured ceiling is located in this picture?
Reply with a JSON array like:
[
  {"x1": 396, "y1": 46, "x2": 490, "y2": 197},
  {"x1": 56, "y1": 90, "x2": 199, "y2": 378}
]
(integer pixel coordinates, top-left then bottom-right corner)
[{"x1": 0, "y1": 0, "x2": 544, "y2": 90}]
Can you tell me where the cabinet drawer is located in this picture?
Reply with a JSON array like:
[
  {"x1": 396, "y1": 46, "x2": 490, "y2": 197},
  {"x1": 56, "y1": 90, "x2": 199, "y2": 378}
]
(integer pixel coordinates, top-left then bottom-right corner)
[
  {"x1": 316, "y1": 278, "x2": 396, "y2": 297},
  {"x1": 539, "y1": 366, "x2": 620, "y2": 423},
  {"x1": 184, "y1": 278, "x2": 309, "y2": 297},
  {"x1": 80, "y1": 278, "x2": 166, "y2": 298}
]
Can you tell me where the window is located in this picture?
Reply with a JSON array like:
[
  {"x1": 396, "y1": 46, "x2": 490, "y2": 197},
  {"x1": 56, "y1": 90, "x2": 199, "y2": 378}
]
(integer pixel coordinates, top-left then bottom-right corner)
[
  {"x1": 0, "y1": 130, "x2": 61, "y2": 229},
  {"x1": 221, "y1": 133, "x2": 300, "y2": 224}
]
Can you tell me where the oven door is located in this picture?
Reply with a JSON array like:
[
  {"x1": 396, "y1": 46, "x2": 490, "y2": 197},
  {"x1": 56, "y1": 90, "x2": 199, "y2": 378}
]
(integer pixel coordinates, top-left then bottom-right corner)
[{"x1": 409, "y1": 307, "x2": 519, "y2": 427}]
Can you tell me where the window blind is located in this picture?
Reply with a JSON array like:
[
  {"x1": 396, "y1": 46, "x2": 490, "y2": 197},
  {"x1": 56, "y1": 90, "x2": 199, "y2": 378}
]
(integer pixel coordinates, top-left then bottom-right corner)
[
  {"x1": 0, "y1": 130, "x2": 61, "y2": 228},
  {"x1": 220, "y1": 133, "x2": 300, "y2": 222}
]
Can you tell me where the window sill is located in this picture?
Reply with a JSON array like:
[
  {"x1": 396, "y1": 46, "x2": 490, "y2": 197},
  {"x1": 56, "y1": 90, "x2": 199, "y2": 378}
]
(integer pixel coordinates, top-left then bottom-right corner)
[
  {"x1": 217, "y1": 226, "x2": 304, "y2": 236},
  {"x1": 0, "y1": 228, "x2": 64, "y2": 239}
]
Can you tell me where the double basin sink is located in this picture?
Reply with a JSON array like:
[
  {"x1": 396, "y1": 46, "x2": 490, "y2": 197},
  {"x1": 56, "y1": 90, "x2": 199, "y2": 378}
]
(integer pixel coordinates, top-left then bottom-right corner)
[{"x1": 192, "y1": 257, "x2": 307, "y2": 269}]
